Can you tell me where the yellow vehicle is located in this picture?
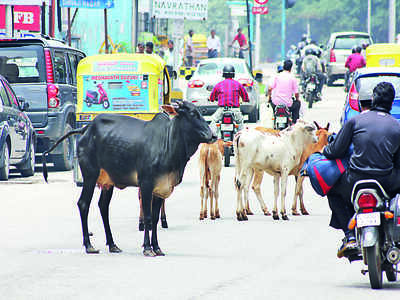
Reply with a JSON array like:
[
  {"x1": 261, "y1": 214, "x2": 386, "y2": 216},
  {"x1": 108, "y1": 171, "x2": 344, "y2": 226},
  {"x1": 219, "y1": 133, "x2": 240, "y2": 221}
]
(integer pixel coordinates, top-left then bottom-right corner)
[
  {"x1": 366, "y1": 43, "x2": 400, "y2": 68},
  {"x1": 73, "y1": 53, "x2": 171, "y2": 184}
]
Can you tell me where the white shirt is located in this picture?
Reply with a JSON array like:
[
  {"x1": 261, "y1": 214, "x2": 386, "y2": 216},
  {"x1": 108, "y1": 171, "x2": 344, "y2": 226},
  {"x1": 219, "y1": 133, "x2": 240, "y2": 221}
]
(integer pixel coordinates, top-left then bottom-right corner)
[{"x1": 207, "y1": 35, "x2": 221, "y2": 52}]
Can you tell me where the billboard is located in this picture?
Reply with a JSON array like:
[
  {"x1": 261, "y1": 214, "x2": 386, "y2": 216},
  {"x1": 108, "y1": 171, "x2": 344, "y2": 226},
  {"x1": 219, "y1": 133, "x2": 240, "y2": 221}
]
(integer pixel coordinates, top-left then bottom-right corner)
[
  {"x1": 60, "y1": 0, "x2": 114, "y2": 9},
  {"x1": 152, "y1": 0, "x2": 208, "y2": 20},
  {"x1": 14, "y1": 5, "x2": 41, "y2": 31}
]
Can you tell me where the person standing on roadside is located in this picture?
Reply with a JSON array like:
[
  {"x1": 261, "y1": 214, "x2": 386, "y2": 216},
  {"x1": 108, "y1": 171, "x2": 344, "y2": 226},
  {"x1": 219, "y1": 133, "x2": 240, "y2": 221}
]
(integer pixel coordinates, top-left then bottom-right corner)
[
  {"x1": 185, "y1": 29, "x2": 194, "y2": 67},
  {"x1": 230, "y1": 28, "x2": 247, "y2": 59},
  {"x1": 164, "y1": 40, "x2": 175, "y2": 79},
  {"x1": 145, "y1": 42, "x2": 154, "y2": 54},
  {"x1": 137, "y1": 43, "x2": 144, "y2": 53},
  {"x1": 207, "y1": 29, "x2": 221, "y2": 58}
]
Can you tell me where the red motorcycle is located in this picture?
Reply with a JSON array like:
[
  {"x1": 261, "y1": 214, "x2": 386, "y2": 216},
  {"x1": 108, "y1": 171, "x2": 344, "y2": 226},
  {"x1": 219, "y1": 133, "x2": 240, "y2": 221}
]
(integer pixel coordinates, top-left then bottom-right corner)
[{"x1": 85, "y1": 83, "x2": 110, "y2": 109}]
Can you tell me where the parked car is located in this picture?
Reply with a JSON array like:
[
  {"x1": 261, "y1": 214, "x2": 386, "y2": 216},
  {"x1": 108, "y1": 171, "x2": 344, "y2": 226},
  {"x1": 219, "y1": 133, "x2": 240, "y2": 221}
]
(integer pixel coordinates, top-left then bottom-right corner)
[
  {"x1": 0, "y1": 75, "x2": 35, "y2": 180},
  {"x1": 340, "y1": 67, "x2": 400, "y2": 125},
  {"x1": 185, "y1": 58, "x2": 261, "y2": 123},
  {"x1": 0, "y1": 35, "x2": 85, "y2": 170},
  {"x1": 323, "y1": 32, "x2": 372, "y2": 86}
]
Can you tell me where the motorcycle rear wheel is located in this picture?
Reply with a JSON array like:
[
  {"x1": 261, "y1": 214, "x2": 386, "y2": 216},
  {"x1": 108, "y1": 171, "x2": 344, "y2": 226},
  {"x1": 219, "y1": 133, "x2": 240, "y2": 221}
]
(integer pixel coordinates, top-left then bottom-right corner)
[
  {"x1": 224, "y1": 146, "x2": 230, "y2": 167},
  {"x1": 385, "y1": 263, "x2": 397, "y2": 282},
  {"x1": 307, "y1": 93, "x2": 313, "y2": 109},
  {"x1": 365, "y1": 244, "x2": 383, "y2": 289}
]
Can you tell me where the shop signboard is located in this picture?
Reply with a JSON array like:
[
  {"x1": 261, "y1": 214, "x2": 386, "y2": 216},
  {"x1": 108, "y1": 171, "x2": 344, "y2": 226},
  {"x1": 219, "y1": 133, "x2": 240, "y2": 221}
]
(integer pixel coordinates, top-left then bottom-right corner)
[
  {"x1": 152, "y1": 0, "x2": 208, "y2": 20},
  {"x1": 13, "y1": 5, "x2": 41, "y2": 31},
  {"x1": 0, "y1": 0, "x2": 43, "y2": 4},
  {"x1": 0, "y1": 5, "x2": 5, "y2": 29},
  {"x1": 60, "y1": 0, "x2": 114, "y2": 9}
]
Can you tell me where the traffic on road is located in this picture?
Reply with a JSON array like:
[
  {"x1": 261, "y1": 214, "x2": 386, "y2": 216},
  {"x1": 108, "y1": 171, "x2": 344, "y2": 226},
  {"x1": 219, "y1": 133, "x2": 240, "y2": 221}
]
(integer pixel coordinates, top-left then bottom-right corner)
[{"x1": 1, "y1": 0, "x2": 400, "y2": 298}]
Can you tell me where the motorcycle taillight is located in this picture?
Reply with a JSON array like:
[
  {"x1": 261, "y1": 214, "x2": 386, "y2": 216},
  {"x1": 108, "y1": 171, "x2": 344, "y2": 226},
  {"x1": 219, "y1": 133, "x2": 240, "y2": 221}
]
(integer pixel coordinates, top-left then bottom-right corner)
[
  {"x1": 358, "y1": 193, "x2": 377, "y2": 209},
  {"x1": 276, "y1": 108, "x2": 287, "y2": 115},
  {"x1": 223, "y1": 116, "x2": 232, "y2": 123}
]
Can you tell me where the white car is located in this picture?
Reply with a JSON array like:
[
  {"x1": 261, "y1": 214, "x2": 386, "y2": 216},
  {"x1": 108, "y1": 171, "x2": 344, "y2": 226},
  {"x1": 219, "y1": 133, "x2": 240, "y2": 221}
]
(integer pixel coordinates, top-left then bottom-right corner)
[
  {"x1": 322, "y1": 32, "x2": 372, "y2": 86},
  {"x1": 185, "y1": 58, "x2": 261, "y2": 123}
]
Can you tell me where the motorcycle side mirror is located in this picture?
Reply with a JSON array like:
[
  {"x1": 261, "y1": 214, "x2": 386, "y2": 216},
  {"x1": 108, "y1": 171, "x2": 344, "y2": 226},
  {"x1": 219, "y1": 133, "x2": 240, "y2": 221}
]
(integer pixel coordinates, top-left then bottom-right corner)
[
  {"x1": 255, "y1": 72, "x2": 263, "y2": 83},
  {"x1": 185, "y1": 74, "x2": 192, "y2": 81},
  {"x1": 172, "y1": 70, "x2": 178, "y2": 80},
  {"x1": 319, "y1": 44, "x2": 325, "y2": 50}
]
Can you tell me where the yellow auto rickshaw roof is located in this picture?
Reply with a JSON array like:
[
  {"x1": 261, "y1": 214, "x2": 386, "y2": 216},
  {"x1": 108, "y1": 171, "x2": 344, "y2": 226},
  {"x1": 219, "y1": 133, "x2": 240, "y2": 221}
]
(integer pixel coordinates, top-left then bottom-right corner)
[
  {"x1": 366, "y1": 43, "x2": 400, "y2": 56},
  {"x1": 77, "y1": 53, "x2": 166, "y2": 75}
]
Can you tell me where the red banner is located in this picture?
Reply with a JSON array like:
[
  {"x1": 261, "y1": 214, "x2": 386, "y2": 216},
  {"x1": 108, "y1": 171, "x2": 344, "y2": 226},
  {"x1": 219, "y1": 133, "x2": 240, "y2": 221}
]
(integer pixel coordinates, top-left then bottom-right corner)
[
  {"x1": 254, "y1": 0, "x2": 269, "y2": 4},
  {"x1": 14, "y1": 5, "x2": 41, "y2": 31},
  {"x1": 252, "y1": 6, "x2": 269, "y2": 15},
  {"x1": 0, "y1": 5, "x2": 5, "y2": 29}
]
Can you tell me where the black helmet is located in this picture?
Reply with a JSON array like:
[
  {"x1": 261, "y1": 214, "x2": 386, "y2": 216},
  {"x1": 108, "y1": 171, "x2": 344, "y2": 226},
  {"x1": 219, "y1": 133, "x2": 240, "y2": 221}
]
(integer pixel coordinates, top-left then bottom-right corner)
[
  {"x1": 356, "y1": 46, "x2": 362, "y2": 53},
  {"x1": 223, "y1": 64, "x2": 235, "y2": 78},
  {"x1": 305, "y1": 48, "x2": 314, "y2": 56},
  {"x1": 351, "y1": 45, "x2": 357, "y2": 53},
  {"x1": 301, "y1": 34, "x2": 307, "y2": 41},
  {"x1": 371, "y1": 82, "x2": 395, "y2": 112}
]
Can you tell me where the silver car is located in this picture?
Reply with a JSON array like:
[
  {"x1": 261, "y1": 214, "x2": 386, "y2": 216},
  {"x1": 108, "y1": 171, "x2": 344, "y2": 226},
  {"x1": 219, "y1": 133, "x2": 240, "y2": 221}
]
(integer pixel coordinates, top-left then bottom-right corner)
[
  {"x1": 322, "y1": 32, "x2": 372, "y2": 86},
  {"x1": 185, "y1": 58, "x2": 260, "y2": 122}
]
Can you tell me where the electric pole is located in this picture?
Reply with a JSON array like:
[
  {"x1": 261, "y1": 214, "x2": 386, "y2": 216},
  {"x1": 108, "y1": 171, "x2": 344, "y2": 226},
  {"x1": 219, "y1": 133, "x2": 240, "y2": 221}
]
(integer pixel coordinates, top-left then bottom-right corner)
[{"x1": 388, "y1": 0, "x2": 396, "y2": 43}]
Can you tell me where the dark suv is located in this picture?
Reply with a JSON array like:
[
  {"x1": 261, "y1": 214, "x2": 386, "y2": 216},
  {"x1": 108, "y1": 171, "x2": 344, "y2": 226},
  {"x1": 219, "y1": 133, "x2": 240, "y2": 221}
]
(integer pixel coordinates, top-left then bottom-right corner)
[{"x1": 0, "y1": 36, "x2": 85, "y2": 170}]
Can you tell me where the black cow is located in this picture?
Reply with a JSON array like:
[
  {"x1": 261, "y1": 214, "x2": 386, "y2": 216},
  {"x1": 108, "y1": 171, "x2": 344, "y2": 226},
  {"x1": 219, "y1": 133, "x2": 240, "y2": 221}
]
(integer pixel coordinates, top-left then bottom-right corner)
[{"x1": 42, "y1": 101, "x2": 216, "y2": 256}]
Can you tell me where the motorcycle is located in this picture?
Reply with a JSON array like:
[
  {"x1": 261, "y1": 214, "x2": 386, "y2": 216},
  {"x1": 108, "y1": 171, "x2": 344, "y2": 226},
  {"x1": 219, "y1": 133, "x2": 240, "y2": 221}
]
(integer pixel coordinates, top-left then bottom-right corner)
[
  {"x1": 303, "y1": 73, "x2": 320, "y2": 109},
  {"x1": 273, "y1": 104, "x2": 292, "y2": 131},
  {"x1": 349, "y1": 179, "x2": 400, "y2": 289},
  {"x1": 85, "y1": 83, "x2": 110, "y2": 109},
  {"x1": 217, "y1": 107, "x2": 238, "y2": 167}
]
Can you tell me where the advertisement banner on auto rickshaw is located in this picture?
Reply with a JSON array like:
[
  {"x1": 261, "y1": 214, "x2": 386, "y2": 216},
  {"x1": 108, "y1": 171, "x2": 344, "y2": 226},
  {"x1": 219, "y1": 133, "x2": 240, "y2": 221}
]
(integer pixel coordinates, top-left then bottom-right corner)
[{"x1": 82, "y1": 73, "x2": 150, "y2": 112}]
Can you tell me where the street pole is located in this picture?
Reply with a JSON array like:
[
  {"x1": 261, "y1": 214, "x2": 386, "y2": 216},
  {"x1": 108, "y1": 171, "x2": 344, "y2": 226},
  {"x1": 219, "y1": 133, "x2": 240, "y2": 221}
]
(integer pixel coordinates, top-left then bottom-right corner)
[
  {"x1": 104, "y1": 9, "x2": 109, "y2": 54},
  {"x1": 281, "y1": 0, "x2": 286, "y2": 61},
  {"x1": 245, "y1": 0, "x2": 253, "y2": 71},
  {"x1": 367, "y1": 0, "x2": 371, "y2": 35},
  {"x1": 132, "y1": 0, "x2": 139, "y2": 53},
  {"x1": 67, "y1": 8, "x2": 71, "y2": 46},
  {"x1": 388, "y1": 0, "x2": 396, "y2": 43},
  {"x1": 255, "y1": 4, "x2": 260, "y2": 68}
]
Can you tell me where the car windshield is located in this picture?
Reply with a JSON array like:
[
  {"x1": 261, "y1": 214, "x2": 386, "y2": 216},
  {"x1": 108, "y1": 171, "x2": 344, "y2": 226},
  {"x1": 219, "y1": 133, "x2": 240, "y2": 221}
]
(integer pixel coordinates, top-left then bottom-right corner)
[
  {"x1": 334, "y1": 36, "x2": 370, "y2": 49},
  {"x1": 196, "y1": 61, "x2": 246, "y2": 76},
  {"x1": 0, "y1": 45, "x2": 45, "y2": 83},
  {"x1": 356, "y1": 75, "x2": 400, "y2": 100}
]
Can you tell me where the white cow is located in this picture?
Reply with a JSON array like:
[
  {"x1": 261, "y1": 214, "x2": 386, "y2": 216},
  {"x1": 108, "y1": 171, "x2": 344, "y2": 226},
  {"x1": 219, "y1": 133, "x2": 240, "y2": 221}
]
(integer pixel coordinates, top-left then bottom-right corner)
[{"x1": 234, "y1": 121, "x2": 316, "y2": 221}]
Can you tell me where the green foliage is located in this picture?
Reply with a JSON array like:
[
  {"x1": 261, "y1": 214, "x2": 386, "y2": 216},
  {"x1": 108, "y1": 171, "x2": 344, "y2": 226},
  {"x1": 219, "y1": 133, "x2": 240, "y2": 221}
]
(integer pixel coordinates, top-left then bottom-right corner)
[{"x1": 195, "y1": 0, "x2": 399, "y2": 61}]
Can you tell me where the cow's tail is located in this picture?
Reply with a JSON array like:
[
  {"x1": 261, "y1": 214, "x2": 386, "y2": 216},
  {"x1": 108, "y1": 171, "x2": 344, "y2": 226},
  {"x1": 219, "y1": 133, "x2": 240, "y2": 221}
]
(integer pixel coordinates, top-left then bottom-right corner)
[
  {"x1": 233, "y1": 132, "x2": 242, "y2": 189},
  {"x1": 42, "y1": 126, "x2": 89, "y2": 183}
]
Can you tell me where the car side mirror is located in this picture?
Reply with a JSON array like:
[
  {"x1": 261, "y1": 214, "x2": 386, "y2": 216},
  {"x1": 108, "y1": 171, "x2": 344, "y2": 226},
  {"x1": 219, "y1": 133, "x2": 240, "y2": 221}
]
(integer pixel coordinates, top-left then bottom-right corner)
[
  {"x1": 320, "y1": 44, "x2": 325, "y2": 50},
  {"x1": 17, "y1": 96, "x2": 29, "y2": 111},
  {"x1": 185, "y1": 74, "x2": 192, "y2": 81},
  {"x1": 172, "y1": 70, "x2": 178, "y2": 80}
]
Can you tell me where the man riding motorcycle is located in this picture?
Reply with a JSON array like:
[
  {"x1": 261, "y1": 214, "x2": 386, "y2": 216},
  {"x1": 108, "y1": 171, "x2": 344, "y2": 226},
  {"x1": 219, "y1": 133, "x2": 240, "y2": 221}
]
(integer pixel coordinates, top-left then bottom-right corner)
[
  {"x1": 268, "y1": 60, "x2": 301, "y2": 123},
  {"x1": 209, "y1": 64, "x2": 249, "y2": 136},
  {"x1": 301, "y1": 47, "x2": 325, "y2": 98},
  {"x1": 345, "y1": 46, "x2": 366, "y2": 89},
  {"x1": 323, "y1": 82, "x2": 400, "y2": 259}
]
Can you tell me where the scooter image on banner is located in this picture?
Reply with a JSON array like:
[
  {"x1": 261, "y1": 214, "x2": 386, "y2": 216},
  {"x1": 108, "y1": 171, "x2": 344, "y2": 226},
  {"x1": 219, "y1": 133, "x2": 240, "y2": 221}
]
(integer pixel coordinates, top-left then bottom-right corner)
[{"x1": 85, "y1": 83, "x2": 110, "y2": 109}]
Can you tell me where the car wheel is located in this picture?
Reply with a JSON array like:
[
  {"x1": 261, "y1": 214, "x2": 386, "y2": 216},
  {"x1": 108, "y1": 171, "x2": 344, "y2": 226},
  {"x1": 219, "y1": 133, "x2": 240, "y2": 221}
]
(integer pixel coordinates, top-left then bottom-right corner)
[
  {"x1": 52, "y1": 123, "x2": 74, "y2": 171},
  {"x1": 0, "y1": 143, "x2": 10, "y2": 181},
  {"x1": 19, "y1": 139, "x2": 35, "y2": 177}
]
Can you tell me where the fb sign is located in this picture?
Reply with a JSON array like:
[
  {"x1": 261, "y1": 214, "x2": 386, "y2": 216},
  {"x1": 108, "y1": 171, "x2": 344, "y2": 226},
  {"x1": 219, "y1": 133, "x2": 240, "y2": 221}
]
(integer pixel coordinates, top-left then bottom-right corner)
[{"x1": 14, "y1": 6, "x2": 41, "y2": 32}]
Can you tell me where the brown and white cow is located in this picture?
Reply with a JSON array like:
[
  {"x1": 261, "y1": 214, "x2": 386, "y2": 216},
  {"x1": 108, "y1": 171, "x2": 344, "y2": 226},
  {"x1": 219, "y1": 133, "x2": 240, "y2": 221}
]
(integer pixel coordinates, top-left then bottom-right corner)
[
  {"x1": 249, "y1": 122, "x2": 331, "y2": 217},
  {"x1": 234, "y1": 121, "x2": 316, "y2": 221},
  {"x1": 199, "y1": 140, "x2": 232, "y2": 220}
]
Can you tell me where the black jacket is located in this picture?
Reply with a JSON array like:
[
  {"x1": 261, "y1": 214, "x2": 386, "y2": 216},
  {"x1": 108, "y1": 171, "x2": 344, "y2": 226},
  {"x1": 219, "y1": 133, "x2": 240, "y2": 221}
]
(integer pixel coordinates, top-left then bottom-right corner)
[{"x1": 323, "y1": 107, "x2": 400, "y2": 175}]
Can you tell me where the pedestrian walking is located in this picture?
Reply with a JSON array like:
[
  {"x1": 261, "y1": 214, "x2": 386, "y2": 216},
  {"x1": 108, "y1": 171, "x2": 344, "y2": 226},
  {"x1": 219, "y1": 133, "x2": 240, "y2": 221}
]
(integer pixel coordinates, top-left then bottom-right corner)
[
  {"x1": 185, "y1": 29, "x2": 194, "y2": 67},
  {"x1": 207, "y1": 29, "x2": 221, "y2": 58}
]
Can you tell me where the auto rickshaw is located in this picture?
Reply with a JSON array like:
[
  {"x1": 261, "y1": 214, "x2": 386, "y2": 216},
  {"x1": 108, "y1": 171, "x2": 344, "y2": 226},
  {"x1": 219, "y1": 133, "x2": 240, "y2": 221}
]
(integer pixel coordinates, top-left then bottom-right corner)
[
  {"x1": 366, "y1": 43, "x2": 400, "y2": 68},
  {"x1": 73, "y1": 53, "x2": 172, "y2": 184}
]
